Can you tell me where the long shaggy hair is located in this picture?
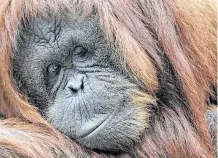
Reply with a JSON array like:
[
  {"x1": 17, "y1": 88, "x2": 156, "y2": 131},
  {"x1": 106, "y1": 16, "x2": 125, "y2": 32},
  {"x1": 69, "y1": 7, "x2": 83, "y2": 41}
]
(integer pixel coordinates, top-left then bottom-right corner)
[{"x1": 0, "y1": 0, "x2": 216, "y2": 157}]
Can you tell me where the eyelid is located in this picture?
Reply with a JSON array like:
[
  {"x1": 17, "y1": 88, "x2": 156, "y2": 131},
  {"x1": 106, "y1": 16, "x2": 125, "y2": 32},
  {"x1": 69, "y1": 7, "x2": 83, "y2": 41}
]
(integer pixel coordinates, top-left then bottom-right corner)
[
  {"x1": 47, "y1": 63, "x2": 61, "y2": 76},
  {"x1": 72, "y1": 46, "x2": 91, "y2": 62},
  {"x1": 73, "y1": 46, "x2": 88, "y2": 57}
]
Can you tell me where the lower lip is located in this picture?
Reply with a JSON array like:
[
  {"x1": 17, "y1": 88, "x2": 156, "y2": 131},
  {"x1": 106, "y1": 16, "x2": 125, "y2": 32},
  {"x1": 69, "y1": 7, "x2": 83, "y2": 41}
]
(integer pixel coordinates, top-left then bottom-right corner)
[{"x1": 78, "y1": 112, "x2": 115, "y2": 139}]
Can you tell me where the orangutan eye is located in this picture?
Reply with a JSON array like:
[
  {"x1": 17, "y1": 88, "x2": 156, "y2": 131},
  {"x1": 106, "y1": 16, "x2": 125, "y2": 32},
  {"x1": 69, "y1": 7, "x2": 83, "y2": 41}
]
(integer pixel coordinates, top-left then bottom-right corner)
[
  {"x1": 47, "y1": 63, "x2": 61, "y2": 77},
  {"x1": 73, "y1": 46, "x2": 88, "y2": 58}
]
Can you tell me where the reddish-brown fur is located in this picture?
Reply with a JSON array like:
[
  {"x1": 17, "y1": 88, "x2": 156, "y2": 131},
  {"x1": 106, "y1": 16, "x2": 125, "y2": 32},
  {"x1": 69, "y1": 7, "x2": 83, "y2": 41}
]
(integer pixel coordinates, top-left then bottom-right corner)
[{"x1": 0, "y1": 0, "x2": 216, "y2": 157}]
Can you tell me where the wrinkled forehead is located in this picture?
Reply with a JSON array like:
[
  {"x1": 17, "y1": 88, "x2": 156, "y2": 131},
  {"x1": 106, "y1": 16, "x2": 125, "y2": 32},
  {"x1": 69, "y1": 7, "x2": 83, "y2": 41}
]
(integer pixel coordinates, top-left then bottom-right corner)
[
  {"x1": 17, "y1": 14, "x2": 105, "y2": 56},
  {"x1": 20, "y1": 14, "x2": 100, "y2": 41}
]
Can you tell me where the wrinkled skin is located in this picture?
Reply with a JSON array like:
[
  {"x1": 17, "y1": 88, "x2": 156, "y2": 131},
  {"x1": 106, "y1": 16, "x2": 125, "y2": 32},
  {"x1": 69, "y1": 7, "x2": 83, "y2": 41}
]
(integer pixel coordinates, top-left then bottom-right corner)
[{"x1": 13, "y1": 15, "x2": 150, "y2": 152}]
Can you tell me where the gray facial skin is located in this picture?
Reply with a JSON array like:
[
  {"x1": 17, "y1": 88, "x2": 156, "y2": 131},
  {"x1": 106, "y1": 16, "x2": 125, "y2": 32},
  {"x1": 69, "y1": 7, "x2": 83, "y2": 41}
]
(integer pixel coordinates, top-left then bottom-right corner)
[{"x1": 13, "y1": 15, "x2": 146, "y2": 152}]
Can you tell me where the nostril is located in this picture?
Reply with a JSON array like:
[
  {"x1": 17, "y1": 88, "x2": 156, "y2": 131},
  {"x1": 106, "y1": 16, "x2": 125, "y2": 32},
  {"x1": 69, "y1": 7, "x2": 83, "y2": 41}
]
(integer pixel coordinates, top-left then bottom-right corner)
[
  {"x1": 69, "y1": 87, "x2": 79, "y2": 93},
  {"x1": 80, "y1": 76, "x2": 85, "y2": 90},
  {"x1": 81, "y1": 80, "x2": 84, "y2": 90},
  {"x1": 67, "y1": 74, "x2": 86, "y2": 93},
  {"x1": 67, "y1": 82, "x2": 82, "y2": 93}
]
